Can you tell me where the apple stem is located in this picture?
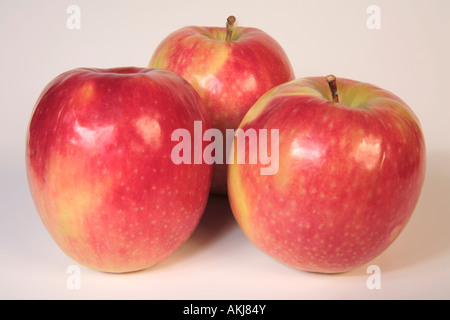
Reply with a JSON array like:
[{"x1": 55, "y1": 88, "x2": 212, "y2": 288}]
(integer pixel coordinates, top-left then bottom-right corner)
[
  {"x1": 326, "y1": 75, "x2": 339, "y2": 103},
  {"x1": 225, "y1": 15, "x2": 236, "y2": 41}
]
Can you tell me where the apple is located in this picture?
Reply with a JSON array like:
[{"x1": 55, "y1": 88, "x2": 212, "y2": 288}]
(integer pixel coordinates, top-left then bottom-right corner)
[
  {"x1": 228, "y1": 75, "x2": 426, "y2": 273},
  {"x1": 26, "y1": 67, "x2": 213, "y2": 273},
  {"x1": 149, "y1": 16, "x2": 295, "y2": 194}
]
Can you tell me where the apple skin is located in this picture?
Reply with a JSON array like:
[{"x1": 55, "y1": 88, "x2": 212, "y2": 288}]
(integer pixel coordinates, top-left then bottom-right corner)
[
  {"x1": 149, "y1": 22, "x2": 295, "y2": 194},
  {"x1": 26, "y1": 67, "x2": 213, "y2": 273},
  {"x1": 228, "y1": 76, "x2": 426, "y2": 273}
]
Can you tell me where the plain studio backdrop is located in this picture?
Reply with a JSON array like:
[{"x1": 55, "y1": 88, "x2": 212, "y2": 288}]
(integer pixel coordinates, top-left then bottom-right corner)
[{"x1": 1, "y1": 0, "x2": 449, "y2": 299}]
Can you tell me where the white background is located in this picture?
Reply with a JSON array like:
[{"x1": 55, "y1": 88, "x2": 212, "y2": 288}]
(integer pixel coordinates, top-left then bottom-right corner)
[{"x1": 1, "y1": 0, "x2": 449, "y2": 299}]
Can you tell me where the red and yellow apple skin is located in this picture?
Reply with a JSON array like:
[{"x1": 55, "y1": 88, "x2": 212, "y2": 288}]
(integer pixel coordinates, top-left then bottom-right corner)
[
  {"x1": 26, "y1": 67, "x2": 213, "y2": 273},
  {"x1": 149, "y1": 23, "x2": 295, "y2": 194},
  {"x1": 228, "y1": 77, "x2": 426, "y2": 273}
]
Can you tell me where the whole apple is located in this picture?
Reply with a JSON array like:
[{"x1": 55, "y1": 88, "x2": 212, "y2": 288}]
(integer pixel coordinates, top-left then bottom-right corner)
[
  {"x1": 228, "y1": 75, "x2": 426, "y2": 273},
  {"x1": 149, "y1": 16, "x2": 295, "y2": 194},
  {"x1": 26, "y1": 67, "x2": 213, "y2": 273}
]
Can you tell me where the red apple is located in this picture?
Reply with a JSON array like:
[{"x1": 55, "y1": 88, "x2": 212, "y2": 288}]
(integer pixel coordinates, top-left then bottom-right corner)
[
  {"x1": 228, "y1": 75, "x2": 426, "y2": 273},
  {"x1": 26, "y1": 67, "x2": 213, "y2": 273},
  {"x1": 149, "y1": 16, "x2": 295, "y2": 194}
]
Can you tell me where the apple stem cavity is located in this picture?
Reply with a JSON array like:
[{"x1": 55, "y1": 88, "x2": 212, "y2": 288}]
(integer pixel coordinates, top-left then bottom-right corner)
[
  {"x1": 326, "y1": 75, "x2": 339, "y2": 103},
  {"x1": 225, "y1": 15, "x2": 236, "y2": 41}
]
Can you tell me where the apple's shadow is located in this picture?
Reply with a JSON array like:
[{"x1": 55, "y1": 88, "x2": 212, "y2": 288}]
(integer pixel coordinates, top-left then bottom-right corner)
[
  {"x1": 366, "y1": 149, "x2": 450, "y2": 273},
  {"x1": 148, "y1": 193, "x2": 237, "y2": 271},
  {"x1": 183, "y1": 193, "x2": 237, "y2": 250}
]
